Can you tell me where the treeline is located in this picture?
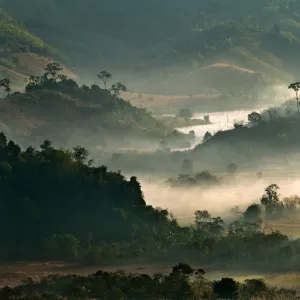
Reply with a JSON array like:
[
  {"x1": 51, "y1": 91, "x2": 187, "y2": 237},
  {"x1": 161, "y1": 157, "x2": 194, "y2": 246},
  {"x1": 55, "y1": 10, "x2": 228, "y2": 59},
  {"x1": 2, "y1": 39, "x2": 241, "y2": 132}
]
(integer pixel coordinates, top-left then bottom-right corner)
[
  {"x1": 0, "y1": 264, "x2": 298, "y2": 300},
  {"x1": 0, "y1": 133, "x2": 300, "y2": 272},
  {"x1": 0, "y1": 132, "x2": 173, "y2": 261}
]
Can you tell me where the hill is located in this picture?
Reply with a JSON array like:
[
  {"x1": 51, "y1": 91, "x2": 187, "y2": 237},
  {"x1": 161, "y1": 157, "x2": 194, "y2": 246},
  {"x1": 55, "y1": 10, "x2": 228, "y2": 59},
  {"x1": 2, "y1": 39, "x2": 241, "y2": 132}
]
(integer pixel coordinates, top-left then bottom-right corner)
[
  {"x1": 130, "y1": 21, "x2": 298, "y2": 96},
  {"x1": 190, "y1": 102, "x2": 300, "y2": 171},
  {"x1": 1, "y1": 0, "x2": 300, "y2": 103},
  {"x1": 0, "y1": 64, "x2": 193, "y2": 149},
  {"x1": 0, "y1": 10, "x2": 76, "y2": 90}
]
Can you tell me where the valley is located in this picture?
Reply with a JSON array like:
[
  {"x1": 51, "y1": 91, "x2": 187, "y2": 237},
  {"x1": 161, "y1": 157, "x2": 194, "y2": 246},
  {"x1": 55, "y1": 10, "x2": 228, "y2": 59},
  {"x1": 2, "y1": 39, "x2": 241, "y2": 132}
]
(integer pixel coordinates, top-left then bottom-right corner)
[{"x1": 1, "y1": 0, "x2": 300, "y2": 299}]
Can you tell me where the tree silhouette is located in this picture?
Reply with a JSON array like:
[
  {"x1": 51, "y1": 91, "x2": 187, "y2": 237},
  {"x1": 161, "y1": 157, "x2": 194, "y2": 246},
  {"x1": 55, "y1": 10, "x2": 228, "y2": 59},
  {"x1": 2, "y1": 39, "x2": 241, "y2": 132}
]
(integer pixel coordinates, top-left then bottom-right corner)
[
  {"x1": 0, "y1": 78, "x2": 11, "y2": 96},
  {"x1": 111, "y1": 82, "x2": 127, "y2": 97},
  {"x1": 203, "y1": 131, "x2": 212, "y2": 143},
  {"x1": 45, "y1": 62, "x2": 63, "y2": 79},
  {"x1": 288, "y1": 82, "x2": 300, "y2": 113},
  {"x1": 248, "y1": 111, "x2": 263, "y2": 124},
  {"x1": 213, "y1": 278, "x2": 239, "y2": 299},
  {"x1": 97, "y1": 70, "x2": 112, "y2": 90},
  {"x1": 261, "y1": 184, "x2": 283, "y2": 217},
  {"x1": 227, "y1": 163, "x2": 237, "y2": 175}
]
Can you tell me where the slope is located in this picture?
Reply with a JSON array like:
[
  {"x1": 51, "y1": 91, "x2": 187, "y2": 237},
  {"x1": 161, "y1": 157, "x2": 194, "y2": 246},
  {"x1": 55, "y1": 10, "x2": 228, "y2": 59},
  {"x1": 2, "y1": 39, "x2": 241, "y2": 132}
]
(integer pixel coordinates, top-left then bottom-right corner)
[
  {"x1": 0, "y1": 65, "x2": 193, "y2": 149},
  {"x1": 1, "y1": 0, "x2": 300, "y2": 99},
  {"x1": 0, "y1": 9, "x2": 77, "y2": 89}
]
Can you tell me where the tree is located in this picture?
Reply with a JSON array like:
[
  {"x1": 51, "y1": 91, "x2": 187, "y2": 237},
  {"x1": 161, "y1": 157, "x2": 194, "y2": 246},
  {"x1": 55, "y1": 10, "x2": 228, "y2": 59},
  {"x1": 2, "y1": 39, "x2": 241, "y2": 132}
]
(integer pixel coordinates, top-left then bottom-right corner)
[
  {"x1": 178, "y1": 108, "x2": 193, "y2": 119},
  {"x1": 45, "y1": 62, "x2": 63, "y2": 79},
  {"x1": 288, "y1": 81, "x2": 300, "y2": 113},
  {"x1": 227, "y1": 163, "x2": 237, "y2": 175},
  {"x1": 261, "y1": 184, "x2": 283, "y2": 218},
  {"x1": 111, "y1": 82, "x2": 127, "y2": 97},
  {"x1": 204, "y1": 115, "x2": 210, "y2": 123},
  {"x1": 189, "y1": 130, "x2": 195, "y2": 138},
  {"x1": 243, "y1": 204, "x2": 263, "y2": 223},
  {"x1": 72, "y1": 146, "x2": 89, "y2": 163},
  {"x1": 172, "y1": 263, "x2": 194, "y2": 275},
  {"x1": 203, "y1": 131, "x2": 212, "y2": 143},
  {"x1": 0, "y1": 78, "x2": 11, "y2": 96},
  {"x1": 97, "y1": 70, "x2": 112, "y2": 90},
  {"x1": 248, "y1": 112, "x2": 263, "y2": 124},
  {"x1": 195, "y1": 210, "x2": 211, "y2": 225},
  {"x1": 213, "y1": 278, "x2": 239, "y2": 299},
  {"x1": 40, "y1": 140, "x2": 53, "y2": 150}
]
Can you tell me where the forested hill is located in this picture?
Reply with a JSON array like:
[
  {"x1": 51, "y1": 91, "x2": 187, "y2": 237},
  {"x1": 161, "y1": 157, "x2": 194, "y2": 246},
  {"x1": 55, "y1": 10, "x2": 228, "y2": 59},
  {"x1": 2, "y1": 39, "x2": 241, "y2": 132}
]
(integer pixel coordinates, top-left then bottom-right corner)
[
  {"x1": 0, "y1": 132, "x2": 174, "y2": 260},
  {"x1": 1, "y1": 0, "x2": 300, "y2": 94},
  {"x1": 0, "y1": 63, "x2": 192, "y2": 149}
]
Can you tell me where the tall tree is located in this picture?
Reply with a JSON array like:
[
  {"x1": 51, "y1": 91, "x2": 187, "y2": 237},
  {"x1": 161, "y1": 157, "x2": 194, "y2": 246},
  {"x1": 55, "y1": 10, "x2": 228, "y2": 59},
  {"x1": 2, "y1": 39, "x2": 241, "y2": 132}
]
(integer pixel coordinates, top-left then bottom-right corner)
[
  {"x1": 0, "y1": 78, "x2": 11, "y2": 96},
  {"x1": 288, "y1": 82, "x2": 300, "y2": 113},
  {"x1": 97, "y1": 71, "x2": 112, "y2": 90}
]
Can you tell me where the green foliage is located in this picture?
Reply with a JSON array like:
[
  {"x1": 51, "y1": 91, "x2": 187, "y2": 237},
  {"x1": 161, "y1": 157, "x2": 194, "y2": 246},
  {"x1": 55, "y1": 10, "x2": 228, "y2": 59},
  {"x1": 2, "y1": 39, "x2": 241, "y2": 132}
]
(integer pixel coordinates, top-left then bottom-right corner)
[
  {"x1": 0, "y1": 266, "x2": 298, "y2": 300},
  {"x1": 0, "y1": 130, "x2": 298, "y2": 275},
  {"x1": 0, "y1": 132, "x2": 175, "y2": 260},
  {"x1": 0, "y1": 16, "x2": 59, "y2": 56}
]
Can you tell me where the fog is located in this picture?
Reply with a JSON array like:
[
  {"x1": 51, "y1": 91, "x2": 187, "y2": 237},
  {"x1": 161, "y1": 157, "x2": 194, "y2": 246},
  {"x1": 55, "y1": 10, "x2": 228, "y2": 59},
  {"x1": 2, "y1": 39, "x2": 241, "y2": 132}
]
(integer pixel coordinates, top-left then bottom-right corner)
[
  {"x1": 129, "y1": 93, "x2": 300, "y2": 223},
  {"x1": 139, "y1": 174, "x2": 300, "y2": 224},
  {"x1": 258, "y1": 84, "x2": 294, "y2": 105},
  {"x1": 176, "y1": 109, "x2": 257, "y2": 148}
]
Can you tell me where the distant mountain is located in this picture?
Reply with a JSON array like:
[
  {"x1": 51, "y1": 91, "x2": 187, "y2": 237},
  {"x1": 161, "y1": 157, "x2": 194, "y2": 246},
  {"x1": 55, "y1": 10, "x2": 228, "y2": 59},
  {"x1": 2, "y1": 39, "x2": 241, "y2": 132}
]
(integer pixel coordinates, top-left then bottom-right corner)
[{"x1": 1, "y1": 0, "x2": 300, "y2": 97}]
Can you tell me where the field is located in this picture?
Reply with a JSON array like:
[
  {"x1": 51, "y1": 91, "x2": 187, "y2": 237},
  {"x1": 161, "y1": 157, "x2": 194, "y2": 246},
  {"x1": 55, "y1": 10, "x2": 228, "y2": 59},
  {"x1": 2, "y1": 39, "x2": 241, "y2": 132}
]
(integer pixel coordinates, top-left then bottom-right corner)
[
  {"x1": 123, "y1": 92, "x2": 220, "y2": 110},
  {"x1": 1, "y1": 262, "x2": 300, "y2": 292}
]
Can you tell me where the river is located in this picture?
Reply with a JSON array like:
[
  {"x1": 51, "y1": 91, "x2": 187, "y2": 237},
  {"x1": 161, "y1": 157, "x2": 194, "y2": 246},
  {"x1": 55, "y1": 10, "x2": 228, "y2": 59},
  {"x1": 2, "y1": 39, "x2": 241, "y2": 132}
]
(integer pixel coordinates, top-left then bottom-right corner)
[{"x1": 175, "y1": 107, "x2": 266, "y2": 149}]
